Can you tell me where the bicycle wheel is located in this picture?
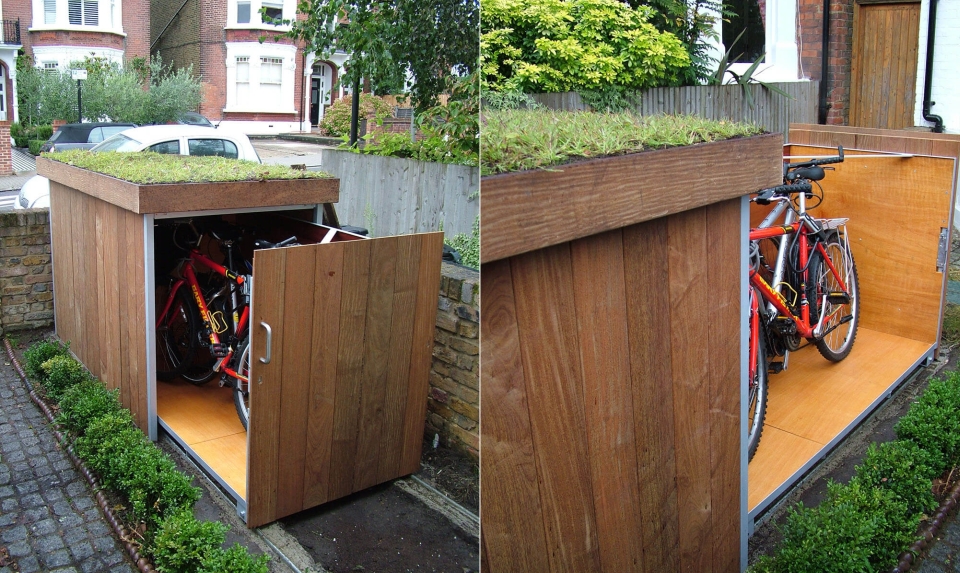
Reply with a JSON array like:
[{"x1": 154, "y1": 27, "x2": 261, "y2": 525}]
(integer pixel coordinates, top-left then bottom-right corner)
[
  {"x1": 155, "y1": 285, "x2": 198, "y2": 381},
  {"x1": 232, "y1": 336, "x2": 251, "y2": 431},
  {"x1": 748, "y1": 290, "x2": 768, "y2": 462},
  {"x1": 810, "y1": 231, "x2": 860, "y2": 361}
]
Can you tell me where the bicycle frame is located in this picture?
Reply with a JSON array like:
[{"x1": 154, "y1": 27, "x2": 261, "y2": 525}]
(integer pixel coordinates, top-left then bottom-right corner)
[{"x1": 155, "y1": 248, "x2": 250, "y2": 382}]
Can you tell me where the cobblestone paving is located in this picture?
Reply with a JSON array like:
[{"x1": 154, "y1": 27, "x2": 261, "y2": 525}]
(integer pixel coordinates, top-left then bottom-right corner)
[{"x1": 0, "y1": 361, "x2": 135, "y2": 573}]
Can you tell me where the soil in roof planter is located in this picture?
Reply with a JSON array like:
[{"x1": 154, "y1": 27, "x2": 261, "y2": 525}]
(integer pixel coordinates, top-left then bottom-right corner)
[{"x1": 480, "y1": 110, "x2": 783, "y2": 571}]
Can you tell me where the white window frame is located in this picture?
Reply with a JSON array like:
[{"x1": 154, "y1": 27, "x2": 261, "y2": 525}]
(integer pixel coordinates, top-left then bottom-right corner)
[
  {"x1": 224, "y1": 43, "x2": 298, "y2": 114},
  {"x1": 226, "y1": 0, "x2": 295, "y2": 30},
  {"x1": 0, "y1": 65, "x2": 6, "y2": 122},
  {"x1": 706, "y1": 0, "x2": 801, "y2": 83},
  {"x1": 29, "y1": 0, "x2": 125, "y2": 35}
]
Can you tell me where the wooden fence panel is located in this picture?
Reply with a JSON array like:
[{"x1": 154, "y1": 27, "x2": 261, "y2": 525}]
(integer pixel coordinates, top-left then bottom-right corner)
[
  {"x1": 480, "y1": 201, "x2": 742, "y2": 572},
  {"x1": 533, "y1": 82, "x2": 818, "y2": 140},
  {"x1": 319, "y1": 151, "x2": 479, "y2": 238}
]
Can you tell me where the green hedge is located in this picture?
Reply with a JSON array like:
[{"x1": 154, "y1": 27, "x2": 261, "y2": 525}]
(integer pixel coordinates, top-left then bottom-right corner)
[
  {"x1": 24, "y1": 339, "x2": 268, "y2": 573},
  {"x1": 752, "y1": 371, "x2": 960, "y2": 572}
]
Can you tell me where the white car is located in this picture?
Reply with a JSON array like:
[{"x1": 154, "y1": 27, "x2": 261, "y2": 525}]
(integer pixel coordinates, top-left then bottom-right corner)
[{"x1": 16, "y1": 125, "x2": 262, "y2": 209}]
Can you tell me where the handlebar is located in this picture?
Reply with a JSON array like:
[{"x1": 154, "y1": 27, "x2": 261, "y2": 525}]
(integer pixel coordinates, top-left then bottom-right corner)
[
  {"x1": 253, "y1": 236, "x2": 298, "y2": 249},
  {"x1": 754, "y1": 183, "x2": 813, "y2": 205},
  {"x1": 784, "y1": 145, "x2": 844, "y2": 171}
]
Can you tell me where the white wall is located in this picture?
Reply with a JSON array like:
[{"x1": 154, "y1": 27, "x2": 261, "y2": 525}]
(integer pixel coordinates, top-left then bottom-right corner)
[{"x1": 915, "y1": 0, "x2": 960, "y2": 133}]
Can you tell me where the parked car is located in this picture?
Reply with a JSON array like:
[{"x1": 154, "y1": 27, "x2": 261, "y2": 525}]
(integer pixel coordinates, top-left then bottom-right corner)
[
  {"x1": 17, "y1": 126, "x2": 261, "y2": 209},
  {"x1": 39, "y1": 122, "x2": 137, "y2": 153}
]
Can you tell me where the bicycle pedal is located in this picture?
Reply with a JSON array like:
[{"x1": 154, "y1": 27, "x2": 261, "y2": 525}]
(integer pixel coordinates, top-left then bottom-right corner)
[
  {"x1": 209, "y1": 343, "x2": 231, "y2": 358},
  {"x1": 827, "y1": 292, "x2": 851, "y2": 305},
  {"x1": 768, "y1": 361, "x2": 785, "y2": 374}
]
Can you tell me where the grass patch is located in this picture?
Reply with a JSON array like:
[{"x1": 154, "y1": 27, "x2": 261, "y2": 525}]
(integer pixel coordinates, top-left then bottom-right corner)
[
  {"x1": 943, "y1": 304, "x2": 960, "y2": 345},
  {"x1": 480, "y1": 110, "x2": 763, "y2": 174},
  {"x1": 46, "y1": 149, "x2": 334, "y2": 184}
]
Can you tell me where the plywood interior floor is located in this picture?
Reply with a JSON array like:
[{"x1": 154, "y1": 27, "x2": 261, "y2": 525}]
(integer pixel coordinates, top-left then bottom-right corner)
[
  {"x1": 749, "y1": 328, "x2": 932, "y2": 511},
  {"x1": 157, "y1": 379, "x2": 247, "y2": 499}
]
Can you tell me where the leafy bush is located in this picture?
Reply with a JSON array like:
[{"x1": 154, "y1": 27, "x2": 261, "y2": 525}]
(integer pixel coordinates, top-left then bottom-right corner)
[
  {"x1": 481, "y1": 0, "x2": 690, "y2": 93},
  {"x1": 40, "y1": 354, "x2": 92, "y2": 399},
  {"x1": 28, "y1": 140, "x2": 44, "y2": 156},
  {"x1": 152, "y1": 509, "x2": 227, "y2": 573},
  {"x1": 854, "y1": 440, "x2": 937, "y2": 517},
  {"x1": 895, "y1": 371, "x2": 960, "y2": 471},
  {"x1": 24, "y1": 339, "x2": 70, "y2": 379},
  {"x1": 319, "y1": 94, "x2": 393, "y2": 137},
  {"x1": 55, "y1": 379, "x2": 123, "y2": 437},
  {"x1": 200, "y1": 544, "x2": 270, "y2": 573},
  {"x1": 446, "y1": 215, "x2": 479, "y2": 269},
  {"x1": 758, "y1": 480, "x2": 916, "y2": 573},
  {"x1": 11, "y1": 123, "x2": 53, "y2": 148}
]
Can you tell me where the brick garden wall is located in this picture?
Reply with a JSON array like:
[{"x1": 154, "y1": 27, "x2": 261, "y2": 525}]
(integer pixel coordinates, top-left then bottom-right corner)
[
  {"x1": 428, "y1": 262, "x2": 479, "y2": 460},
  {"x1": 0, "y1": 210, "x2": 54, "y2": 335}
]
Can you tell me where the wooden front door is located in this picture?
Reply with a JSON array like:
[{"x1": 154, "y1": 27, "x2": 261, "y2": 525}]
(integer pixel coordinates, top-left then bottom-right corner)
[
  {"x1": 245, "y1": 232, "x2": 443, "y2": 527},
  {"x1": 850, "y1": 0, "x2": 921, "y2": 129}
]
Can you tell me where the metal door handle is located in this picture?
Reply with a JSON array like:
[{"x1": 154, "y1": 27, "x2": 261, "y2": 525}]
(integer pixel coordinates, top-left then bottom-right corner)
[{"x1": 259, "y1": 321, "x2": 272, "y2": 364}]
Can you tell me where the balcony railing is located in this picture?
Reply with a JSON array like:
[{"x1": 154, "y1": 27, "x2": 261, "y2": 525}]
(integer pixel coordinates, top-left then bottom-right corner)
[{"x1": 1, "y1": 19, "x2": 21, "y2": 46}]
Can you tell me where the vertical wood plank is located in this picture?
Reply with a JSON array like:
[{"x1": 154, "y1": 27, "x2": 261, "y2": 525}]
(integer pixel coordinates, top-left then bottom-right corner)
[
  {"x1": 399, "y1": 232, "x2": 444, "y2": 474},
  {"x1": 116, "y1": 207, "x2": 133, "y2": 424},
  {"x1": 49, "y1": 184, "x2": 75, "y2": 346},
  {"x1": 275, "y1": 245, "x2": 317, "y2": 517},
  {"x1": 479, "y1": 258, "x2": 550, "y2": 573},
  {"x1": 707, "y1": 199, "x2": 743, "y2": 572},
  {"x1": 376, "y1": 235, "x2": 421, "y2": 483},
  {"x1": 668, "y1": 208, "x2": 714, "y2": 573},
  {"x1": 622, "y1": 218, "x2": 680, "y2": 570},
  {"x1": 100, "y1": 201, "x2": 122, "y2": 393},
  {"x1": 81, "y1": 194, "x2": 101, "y2": 377},
  {"x1": 569, "y1": 229, "x2": 646, "y2": 572},
  {"x1": 247, "y1": 248, "x2": 287, "y2": 527},
  {"x1": 512, "y1": 244, "x2": 602, "y2": 573},
  {"x1": 353, "y1": 237, "x2": 399, "y2": 491},
  {"x1": 127, "y1": 210, "x2": 147, "y2": 428},
  {"x1": 328, "y1": 239, "x2": 371, "y2": 499},
  {"x1": 302, "y1": 242, "x2": 344, "y2": 507},
  {"x1": 69, "y1": 190, "x2": 86, "y2": 360}
]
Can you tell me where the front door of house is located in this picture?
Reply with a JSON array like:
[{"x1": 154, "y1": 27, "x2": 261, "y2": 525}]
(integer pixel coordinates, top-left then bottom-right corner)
[
  {"x1": 850, "y1": 0, "x2": 921, "y2": 129},
  {"x1": 310, "y1": 63, "x2": 333, "y2": 126}
]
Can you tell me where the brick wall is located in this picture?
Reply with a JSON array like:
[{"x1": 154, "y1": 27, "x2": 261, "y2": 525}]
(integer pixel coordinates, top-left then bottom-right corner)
[
  {"x1": 151, "y1": 0, "x2": 202, "y2": 81},
  {"x1": 0, "y1": 211, "x2": 54, "y2": 335},
  {"x1": 0, "y1": 123, "x2": 11, "y2": 177},
  {"x1": 428, "y1": 263, "x2": 479, "y2": 460},
  {"x1": 200, "y1": 0, "x2": 228, "y2": 119},
  {"x1": 797, "y1": 0, "x2": 855, "y2": 124},
  {"x1": 123, "y1": 0, "x2": 152, "y2": 61}
]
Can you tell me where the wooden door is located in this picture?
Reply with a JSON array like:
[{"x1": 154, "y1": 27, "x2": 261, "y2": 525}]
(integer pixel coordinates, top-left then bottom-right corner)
[
  {"x1": 245, "y1": 232, "x2": 443, "y2": 527},
  {"x1": 850, "y1": 0, "x2": 920, "y2": 129}
]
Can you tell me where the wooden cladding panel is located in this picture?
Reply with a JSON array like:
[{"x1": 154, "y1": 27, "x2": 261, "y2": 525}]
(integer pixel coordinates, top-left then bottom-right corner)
[
  {"x1": 784, "y1": 145, "x2": 954, "y2": 344},
  {"x1": 480, "y1": 200, "x2": 742, "y2": 572},
  {"x1": 481, "y1": 133, "x2": 783, "y2": 263},
  {"x1": 50, "y1": 183, "x2": 148, "y2": 429},
  {"x1": 246, "y1": 233, "x2": 442, "y2": 528}
]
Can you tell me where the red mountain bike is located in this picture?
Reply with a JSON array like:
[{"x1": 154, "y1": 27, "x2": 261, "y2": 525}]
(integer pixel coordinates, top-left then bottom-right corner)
[{"x1": 747, "y1": 147, "x2": 860, "y2": 461}]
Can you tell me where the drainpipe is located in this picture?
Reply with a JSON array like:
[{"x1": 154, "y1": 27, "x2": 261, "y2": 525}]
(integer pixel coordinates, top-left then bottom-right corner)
[
  {"x1": 818, "y1": 0, "x2": 831, "y2": 124},
  {"x1": 922, "y1": 0, "x2": 944, "y2": 132}
]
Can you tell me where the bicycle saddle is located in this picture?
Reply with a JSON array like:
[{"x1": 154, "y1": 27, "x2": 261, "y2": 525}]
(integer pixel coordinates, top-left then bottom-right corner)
[{"x1": 787, "y1": 165, "x2": 825, "y2": 182}]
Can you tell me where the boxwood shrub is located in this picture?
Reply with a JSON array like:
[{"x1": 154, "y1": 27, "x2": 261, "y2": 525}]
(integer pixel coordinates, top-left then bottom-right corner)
[{"x1": 22, "y1": 340, "x2": 268, "y2": 572}]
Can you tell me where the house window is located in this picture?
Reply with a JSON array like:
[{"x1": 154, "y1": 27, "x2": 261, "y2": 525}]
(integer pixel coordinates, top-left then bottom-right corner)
[
  {"x1": 44, "y1": 0, "x2": 57, "y2": 24},
  {"x1": 69, "y1": 0, "x2": 99, "y2": 26},
  {"x1": 260, "y1": 56, "x2": 283, "y2": 100},
  {"x1": 262, "y1": 1, "x2": 283, "y2": 24},
  {"x1": 236, "y1": 56, "x2": 251, "y2": 107},
  {"x1": 43, "y1": 62, "x2": 59, "y2": 73},
  {"x1": 237, "y1": 1, "x2": 251, "y2": 23},
  {"x1": 723, "y1": 0, "x2": 765, "y2": 63}
]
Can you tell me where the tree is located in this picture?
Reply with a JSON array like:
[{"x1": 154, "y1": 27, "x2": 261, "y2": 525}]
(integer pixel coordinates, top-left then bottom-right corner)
[
  {"x1": 16, "y1": 54, "x2": 201, "y2": 126},
  {"x1": 481, "y1": 0, "x2": 691, "y2": 94},
  {"x1": 624, "y1": 0, "x2": 726, "y2": 83},
  {"x1": 279, "y1": 0, "x2": 478, "y2": 143}
]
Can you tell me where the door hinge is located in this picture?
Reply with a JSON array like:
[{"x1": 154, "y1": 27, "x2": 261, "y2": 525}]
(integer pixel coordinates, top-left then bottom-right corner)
[{"x1": 937, "y1": 227, "x2": 949, "y2": 273}]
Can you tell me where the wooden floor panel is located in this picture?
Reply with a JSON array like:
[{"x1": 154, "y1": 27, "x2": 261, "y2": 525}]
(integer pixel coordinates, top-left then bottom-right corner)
[
  {"x1": 749, "y1": 328, "x2": 932, "y2": 511},
  {"x1": 157, "y1": 380, "x2": 247, "y2": 499}
]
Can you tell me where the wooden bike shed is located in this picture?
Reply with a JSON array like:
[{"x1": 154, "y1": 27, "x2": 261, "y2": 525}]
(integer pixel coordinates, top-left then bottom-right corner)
[{"x1": 38, "y1": 157, "x2": 443, "y2": 527}]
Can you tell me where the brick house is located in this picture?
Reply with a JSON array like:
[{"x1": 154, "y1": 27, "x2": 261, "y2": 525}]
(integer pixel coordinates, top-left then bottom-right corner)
[
  {"x1": 0, "y1": 9, "x2": 21, "y2": 124},
  {"x1": 150, "y1": 0, "x2": 351, "y2": 134},
  {"x1": 723, "y1": 0, "x2": 959, "y2": 132}
]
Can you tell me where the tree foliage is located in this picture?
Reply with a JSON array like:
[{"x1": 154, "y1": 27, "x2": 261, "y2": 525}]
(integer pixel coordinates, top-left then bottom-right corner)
[
  {"x1": 16, "y1": 54, "x2": 202, "y2": 126},
  {"x1": 624, "y1": 0, "x2": 724, "y2": 83},
  {"x1": 481, "y1": 0, "x2": 691, "y2": 93},
  {"x1": 281, "y1": 0, "x2": 478, "y2": 112}
]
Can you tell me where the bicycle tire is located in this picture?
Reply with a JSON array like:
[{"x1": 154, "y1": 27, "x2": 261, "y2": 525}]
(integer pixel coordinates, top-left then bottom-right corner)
[
  {"x1": 155, "y1": 286, "x2": 198, "y2": 381},
  {"x1": 748, "y1": 290, "x2": 769, "y2": 462},
  {"x1": 232, "y1": 336, "x2": 250, "y2": 431},
  {"x1": 810, "y1": 231, "x2": 860, "y2": 361}
]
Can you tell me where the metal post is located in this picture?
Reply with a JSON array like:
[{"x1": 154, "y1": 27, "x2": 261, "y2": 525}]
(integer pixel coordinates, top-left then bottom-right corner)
[
  {"x1": 349, "y1": 75, "x2": 360, "y2": 147},
  {"x1": 77, "y1": 79, "x2": 82, "y2": 123}
]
